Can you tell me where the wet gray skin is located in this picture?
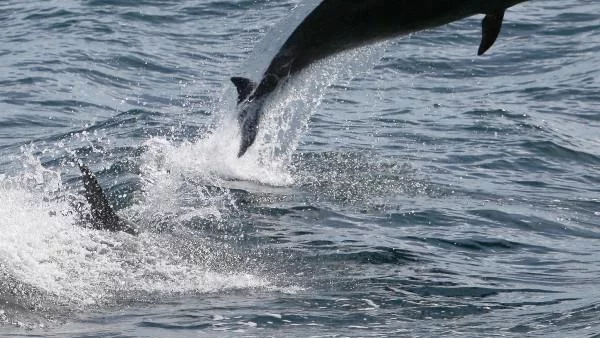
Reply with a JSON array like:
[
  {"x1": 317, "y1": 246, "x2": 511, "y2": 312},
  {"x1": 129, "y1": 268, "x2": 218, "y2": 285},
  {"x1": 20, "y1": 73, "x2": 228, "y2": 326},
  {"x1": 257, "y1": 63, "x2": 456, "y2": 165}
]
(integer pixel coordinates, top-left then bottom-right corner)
[{"x1": 232, "y1": 0, "x2": 529, "y2": 157}]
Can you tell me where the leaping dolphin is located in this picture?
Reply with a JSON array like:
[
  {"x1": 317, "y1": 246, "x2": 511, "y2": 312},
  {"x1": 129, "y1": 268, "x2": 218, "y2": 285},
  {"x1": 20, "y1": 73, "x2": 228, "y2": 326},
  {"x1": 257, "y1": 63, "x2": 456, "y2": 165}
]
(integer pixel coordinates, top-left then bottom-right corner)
[
  {"x1": 232, "y1": 0, "x2": 528, "y2": 157},
  {"x1": 78, "y1": 161, "x2": 138, "y2": 235}
]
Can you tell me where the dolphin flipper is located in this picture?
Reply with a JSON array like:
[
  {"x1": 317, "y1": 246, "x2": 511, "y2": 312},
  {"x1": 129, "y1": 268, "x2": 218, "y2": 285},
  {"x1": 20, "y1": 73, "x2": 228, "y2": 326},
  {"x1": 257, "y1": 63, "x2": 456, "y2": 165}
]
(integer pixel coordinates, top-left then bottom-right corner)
[
  {"x1": 478, "y1": 10, "x2": 506, "y2": 55},
  {"x1": 231, "y1": 77, "x2": 256, "y2": 104},
  {"x1": 78, "y1": 161, "x2": 138, "y2": 235}
]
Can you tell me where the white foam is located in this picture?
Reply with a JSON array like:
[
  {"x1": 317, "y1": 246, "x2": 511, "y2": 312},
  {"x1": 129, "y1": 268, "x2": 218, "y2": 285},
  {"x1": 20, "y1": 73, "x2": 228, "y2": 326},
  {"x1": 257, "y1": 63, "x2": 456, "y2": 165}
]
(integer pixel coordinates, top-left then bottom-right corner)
[
  {"x1": 1, "y1": 15, "x2": 388, "y2": 318},
  {"x1": 138, "y1": 41, "x2": 387, "y2": 191},
  {"x1": 0, "y1": 149, "x2": 269, "y2": 312}
]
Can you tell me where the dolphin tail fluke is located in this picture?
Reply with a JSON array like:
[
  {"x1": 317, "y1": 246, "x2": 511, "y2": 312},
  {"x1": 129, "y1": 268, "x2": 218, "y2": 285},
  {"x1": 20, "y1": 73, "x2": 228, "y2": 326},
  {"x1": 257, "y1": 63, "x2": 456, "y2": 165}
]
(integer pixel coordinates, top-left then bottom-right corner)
[
  {"x1": 478, "y1": 10, "x2": 505, "y2": 56},
  {"x1": 231, "y1": 77, "x2": 256, "y2": 103},
  {"x1": 77, "y1": 161, "x2": 138, "y2": 235}
]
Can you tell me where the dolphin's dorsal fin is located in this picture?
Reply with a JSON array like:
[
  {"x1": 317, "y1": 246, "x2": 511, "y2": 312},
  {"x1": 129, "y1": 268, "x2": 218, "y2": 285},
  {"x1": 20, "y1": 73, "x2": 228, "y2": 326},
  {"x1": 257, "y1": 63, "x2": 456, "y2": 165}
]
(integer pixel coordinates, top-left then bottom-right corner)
[
  {"x1": 231, "y1": 77, "x2": 256, "y2": 103},
  {"x1": 78, "y1": 161, "x2": 138, "y2": 235},
  {"x1": 478, "y1": 10, "x2": 505, "y2": 56}
]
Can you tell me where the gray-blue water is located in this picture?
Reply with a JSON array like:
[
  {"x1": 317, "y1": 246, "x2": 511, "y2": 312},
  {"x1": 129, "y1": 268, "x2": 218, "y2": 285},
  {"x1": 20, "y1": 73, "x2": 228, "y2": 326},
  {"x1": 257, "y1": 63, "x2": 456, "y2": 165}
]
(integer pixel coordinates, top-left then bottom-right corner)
[{"x1": 1, "y1": 0, "x2": 599, "y2": 337}]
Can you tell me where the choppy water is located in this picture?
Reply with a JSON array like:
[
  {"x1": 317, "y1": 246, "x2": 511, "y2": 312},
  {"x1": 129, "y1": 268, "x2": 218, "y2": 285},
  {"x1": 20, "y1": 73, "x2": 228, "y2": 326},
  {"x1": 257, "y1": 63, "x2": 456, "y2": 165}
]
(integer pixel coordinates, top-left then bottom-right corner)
[{"x1": 1, "y1": 0, "x2": 599, "y2": 337}]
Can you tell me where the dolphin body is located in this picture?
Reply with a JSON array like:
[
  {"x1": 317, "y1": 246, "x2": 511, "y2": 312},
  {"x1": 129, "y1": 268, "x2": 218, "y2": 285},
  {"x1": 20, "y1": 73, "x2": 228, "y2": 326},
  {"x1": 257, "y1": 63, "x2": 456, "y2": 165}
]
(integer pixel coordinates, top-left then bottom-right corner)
[
  {"x1": 232, "y1": 0, "x2": 528, "y2": 157},
  {"x1": 78, "y1": 162, "x2": 138, "y2": 235}
]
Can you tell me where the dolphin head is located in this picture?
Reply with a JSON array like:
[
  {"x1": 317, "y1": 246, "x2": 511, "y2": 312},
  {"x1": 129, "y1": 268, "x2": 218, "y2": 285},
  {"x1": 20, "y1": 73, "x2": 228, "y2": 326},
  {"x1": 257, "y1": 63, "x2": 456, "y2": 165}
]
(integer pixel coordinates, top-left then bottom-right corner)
[
  {"x1": 237, "y1": 99, "x2": 262, "y2": 157},
  {"x1": 236, "y1": 73, "x2": 281, "y2": 157}
]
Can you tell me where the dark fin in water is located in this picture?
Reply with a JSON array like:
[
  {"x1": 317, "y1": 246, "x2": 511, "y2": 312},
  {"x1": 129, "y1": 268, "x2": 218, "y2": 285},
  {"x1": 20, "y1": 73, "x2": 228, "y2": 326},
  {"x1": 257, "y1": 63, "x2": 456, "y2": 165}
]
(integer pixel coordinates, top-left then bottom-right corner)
[
  {"x1": 231, "y1": 77, "x2": 256, "y2": 104},
  {"x1": 78, "y1": 161, "x2": 138, "y2": 235},
  {"x1": 478, "y1": 10, "x2": 505, "y2": 56}
]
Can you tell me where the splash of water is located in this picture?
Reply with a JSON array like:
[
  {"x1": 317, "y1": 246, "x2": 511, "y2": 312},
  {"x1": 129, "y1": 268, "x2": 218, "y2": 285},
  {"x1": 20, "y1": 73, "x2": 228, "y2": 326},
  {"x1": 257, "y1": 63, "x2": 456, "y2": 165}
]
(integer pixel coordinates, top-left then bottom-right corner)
[
  {"x1": 141, "y1": 42, "x2": 388, "y2": 186},
  {"x1": 0, "y1": 147, "x2": 269, "y2": 327},
  {"x1": 2, "y1": 4, "x2": 390, "y2": 327}
]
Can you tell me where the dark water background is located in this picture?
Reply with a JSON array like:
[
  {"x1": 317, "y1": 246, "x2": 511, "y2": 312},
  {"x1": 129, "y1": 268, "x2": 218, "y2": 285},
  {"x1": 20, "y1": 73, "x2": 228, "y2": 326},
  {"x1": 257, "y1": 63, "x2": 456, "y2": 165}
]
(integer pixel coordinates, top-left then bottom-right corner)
[{"x1": 1, "y1": 0, "x2": 599, "y2": 337}]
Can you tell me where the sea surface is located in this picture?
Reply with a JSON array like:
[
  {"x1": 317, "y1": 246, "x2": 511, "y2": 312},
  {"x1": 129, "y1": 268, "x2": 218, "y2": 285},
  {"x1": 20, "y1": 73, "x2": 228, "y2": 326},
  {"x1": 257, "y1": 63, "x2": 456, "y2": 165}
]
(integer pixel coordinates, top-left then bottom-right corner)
[{"x1": 1, "y1": 0, "x2": 599, "y2": 337}]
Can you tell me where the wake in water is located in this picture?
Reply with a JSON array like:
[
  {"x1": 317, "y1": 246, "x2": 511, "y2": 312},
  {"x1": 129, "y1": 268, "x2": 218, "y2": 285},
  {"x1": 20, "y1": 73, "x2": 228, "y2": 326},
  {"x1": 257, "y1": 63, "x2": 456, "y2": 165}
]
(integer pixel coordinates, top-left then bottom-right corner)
[
  {"x1": 0, "y1": 8, "x2": 386, "y2": 328},
  {"x1": 137, "y1": 34, "x2": 387, "y2": 192},
  {"x1": 2, "y1": 0, "x2": 599, "y2": 336},
  {"x1": 0, "y1": 148, "x2": 269, "y2": 328}
]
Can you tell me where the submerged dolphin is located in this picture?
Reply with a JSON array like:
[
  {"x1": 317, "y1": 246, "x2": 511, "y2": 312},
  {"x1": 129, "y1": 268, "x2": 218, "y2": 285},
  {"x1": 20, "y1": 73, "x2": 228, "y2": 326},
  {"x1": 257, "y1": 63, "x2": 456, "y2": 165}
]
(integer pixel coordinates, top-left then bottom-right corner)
[
  {"x1": 78, "y1": 161, "x2": 138, "y2": 235},
  {"x1": 232, "y1": 0, "x2": 528, "y2": 157}
]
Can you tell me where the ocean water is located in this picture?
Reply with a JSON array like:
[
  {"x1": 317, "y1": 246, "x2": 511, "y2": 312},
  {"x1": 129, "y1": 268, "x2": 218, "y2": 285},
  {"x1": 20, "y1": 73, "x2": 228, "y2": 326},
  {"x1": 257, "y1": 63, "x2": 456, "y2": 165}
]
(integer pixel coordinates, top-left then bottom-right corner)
[{"x1": 1, "y1": 0, "x2": 599, "y2": 337}]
